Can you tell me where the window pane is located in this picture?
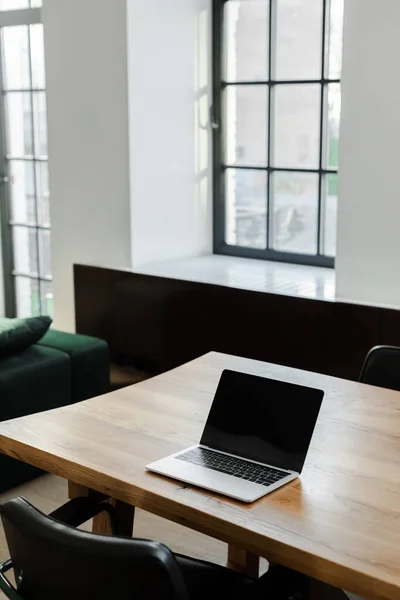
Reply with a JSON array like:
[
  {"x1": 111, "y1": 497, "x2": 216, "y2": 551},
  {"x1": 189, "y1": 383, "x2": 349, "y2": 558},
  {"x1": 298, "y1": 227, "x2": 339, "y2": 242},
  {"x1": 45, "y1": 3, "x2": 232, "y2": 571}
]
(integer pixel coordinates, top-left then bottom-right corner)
[
  {"x1": 0, "y1": 0, "x2": 28, "y2": 9},
  {"x1": 9, "y1": 160, "x2": 35, "y2": 223},
  {"x1": 324, "y1": 174, "x2": 337, "y2": 257},
  {"x1": 40, "y1": 280, "x2": 53, "y2": 317},
  {"x1": 226, "y1": 85, "x2": 268, "y2": 166},
  {"x1": 12, "y1": 225, "x2": 38, "y2": 276},
  {"x1": 38, "y1": 228, "x2": 51, "y2": 278},
  {"x1": 328, "y1": 0, "x2": 344, "y2": 79},
  {"x1": 33, "y1": 91, "x2": 47, "y2": 156},
  {"x1": 2, "y1": 26, "x2": 30, "y2": 90},
  {"x1": 224, "y1": 0, "x2": 268, "y2": 82},
  {"x1": 15, "y1": 276, "x2": 39, "y2": 317},
  {"x1": 326, "y1": 83, "x2": 341, "y2": 169},
  {"x1": 225, "y1": 168, "x2": 267, "y2": 248},
  {"x1": 30, "y1": 0, "x2": 42, "y2": 6},
  {"x1": 271, "y1": 172, "x2": 318, "y2": 255},
  {"x1": 30, "y1": 24, "x2": 45, "y2": 88},
  {"x1": 273, "y1": 84, "x2": 320, "y2": 169},
  {"x1": 5, "y1": 92, "x2": 33, "y2": 156},
  {"x1": 36, "y1": 161, "x2": 50, "y2": 226},
  {"x1": 275, "y1": 0, "x2": 323, "y2": 80}
]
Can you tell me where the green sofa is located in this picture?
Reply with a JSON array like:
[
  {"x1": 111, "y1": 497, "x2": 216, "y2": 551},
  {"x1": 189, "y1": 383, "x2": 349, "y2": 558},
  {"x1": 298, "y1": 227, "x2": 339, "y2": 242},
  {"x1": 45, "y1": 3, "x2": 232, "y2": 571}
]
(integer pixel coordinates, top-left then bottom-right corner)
[{"x1": 0, "y1": 330, "x2": 109, "y2": 493}]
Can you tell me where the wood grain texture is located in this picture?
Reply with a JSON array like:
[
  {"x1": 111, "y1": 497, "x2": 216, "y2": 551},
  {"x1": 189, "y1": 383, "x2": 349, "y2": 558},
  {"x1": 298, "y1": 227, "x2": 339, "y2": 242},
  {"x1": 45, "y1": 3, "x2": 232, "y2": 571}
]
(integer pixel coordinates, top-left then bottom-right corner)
[
  {"x1": 0, "y1": 352, "x2": 399, "y2": 600},
  {"x1": 227, "y1": 546, "x2": 260, "y2": 578}
]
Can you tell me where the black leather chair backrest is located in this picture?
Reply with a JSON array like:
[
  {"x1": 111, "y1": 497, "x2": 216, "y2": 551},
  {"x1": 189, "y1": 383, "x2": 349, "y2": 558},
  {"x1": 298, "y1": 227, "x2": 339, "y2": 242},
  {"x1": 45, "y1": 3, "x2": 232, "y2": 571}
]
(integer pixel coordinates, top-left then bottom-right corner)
[
  {"x1": 359, "y1": 345, "x2": 400, "y2": 391},
  {"x1": 0, "y1": 497, "x2": 189, "y2": 600}
]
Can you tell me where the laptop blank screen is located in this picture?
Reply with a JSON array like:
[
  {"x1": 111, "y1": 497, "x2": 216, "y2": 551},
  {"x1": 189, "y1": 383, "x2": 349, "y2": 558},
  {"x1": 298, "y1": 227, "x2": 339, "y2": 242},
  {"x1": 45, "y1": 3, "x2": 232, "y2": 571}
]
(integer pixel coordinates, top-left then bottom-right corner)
[{"x1": 200, "y1": 370, "x2": 324, "y2": 473}]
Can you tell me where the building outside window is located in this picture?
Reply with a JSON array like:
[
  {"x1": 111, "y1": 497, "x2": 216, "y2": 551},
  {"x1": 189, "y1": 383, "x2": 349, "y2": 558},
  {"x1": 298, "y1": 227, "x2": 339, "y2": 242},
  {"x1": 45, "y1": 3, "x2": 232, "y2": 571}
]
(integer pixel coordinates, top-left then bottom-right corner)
[
  {"x1": 0, "y1": 0, "x2": 51, "y2": 317},
  {"x1": 213, "y1": 0, "x2": 344, "y2": 267}
]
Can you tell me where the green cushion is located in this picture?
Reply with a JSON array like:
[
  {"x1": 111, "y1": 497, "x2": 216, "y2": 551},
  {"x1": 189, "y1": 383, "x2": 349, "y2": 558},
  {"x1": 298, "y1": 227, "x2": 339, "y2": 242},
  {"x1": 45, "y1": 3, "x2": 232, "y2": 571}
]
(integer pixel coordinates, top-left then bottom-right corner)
[
  {"x1": 0, "y1": 316, "x2": 52, "y2": 358},
  {"x1": 38, "y1": 330, "x2": 110, "y2": 402},
  {"x1": 0, "y1": 344, "x2": 71, "y2": 421}
]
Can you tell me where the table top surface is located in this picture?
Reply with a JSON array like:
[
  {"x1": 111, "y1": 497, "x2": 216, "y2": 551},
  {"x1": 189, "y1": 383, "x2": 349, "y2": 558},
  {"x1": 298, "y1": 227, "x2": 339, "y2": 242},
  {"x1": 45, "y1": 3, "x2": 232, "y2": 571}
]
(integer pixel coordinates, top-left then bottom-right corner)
[{"x1": 0, "y1": 352, "x2": 399, "y2": 600}]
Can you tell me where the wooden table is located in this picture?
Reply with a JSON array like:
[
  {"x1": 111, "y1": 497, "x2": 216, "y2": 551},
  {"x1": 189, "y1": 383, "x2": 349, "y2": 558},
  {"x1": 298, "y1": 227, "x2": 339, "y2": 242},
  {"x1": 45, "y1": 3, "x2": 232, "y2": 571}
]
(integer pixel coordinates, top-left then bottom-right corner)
[{"x1": 0, "y1": 352, "x2": 399, "y2": 600}]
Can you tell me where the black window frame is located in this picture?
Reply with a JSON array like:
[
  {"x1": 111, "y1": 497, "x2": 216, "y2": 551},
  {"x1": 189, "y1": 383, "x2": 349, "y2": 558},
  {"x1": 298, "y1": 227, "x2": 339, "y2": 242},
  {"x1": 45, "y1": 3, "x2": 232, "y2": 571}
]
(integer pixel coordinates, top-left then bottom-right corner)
[
  {"x1": 212, "y1": 0, "x2": 340, "y2": 268},
  {"x1": 0, "y1": 7, "x2": 51, "y2": 318}
]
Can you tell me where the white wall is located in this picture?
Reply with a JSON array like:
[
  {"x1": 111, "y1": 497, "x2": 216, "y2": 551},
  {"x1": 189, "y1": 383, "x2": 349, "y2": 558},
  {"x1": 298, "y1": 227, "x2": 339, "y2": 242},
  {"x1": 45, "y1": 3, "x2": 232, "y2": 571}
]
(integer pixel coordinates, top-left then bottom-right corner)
[
  {"x1": 127, "y1": 0, "x2": 212, "y2": 267},
  {"x1": 43, "y1": 0, "x2": 132, "y2": 331},
  {"x1": 44, "y1": 0, "x2": 212, "y2": 330},
  {"x1": 42, "y1": 0, "x2": 400, "y2": 323},
  {"x1": 336, "y1": 0, "x2": 400, "y2": 309}
]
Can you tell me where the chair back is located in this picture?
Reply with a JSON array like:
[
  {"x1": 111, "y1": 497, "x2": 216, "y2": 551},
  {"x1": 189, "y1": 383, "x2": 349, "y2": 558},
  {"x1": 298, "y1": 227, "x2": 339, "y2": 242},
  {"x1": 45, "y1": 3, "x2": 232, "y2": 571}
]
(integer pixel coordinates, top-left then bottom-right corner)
[
  {"x1": 0, "y1": 497, "x2": 189, "y2": 600},
  {"x1": 359, "y1": 345, "x2": 400, "y2": 391}
]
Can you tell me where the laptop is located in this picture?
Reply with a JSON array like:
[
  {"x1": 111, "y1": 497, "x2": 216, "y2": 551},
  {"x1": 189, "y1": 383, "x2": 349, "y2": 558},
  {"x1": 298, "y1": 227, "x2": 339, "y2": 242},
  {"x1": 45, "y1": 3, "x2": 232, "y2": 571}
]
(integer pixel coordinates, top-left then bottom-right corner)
[{"x1": 146, "y1": 369, "x2": 324, "y2": 503}]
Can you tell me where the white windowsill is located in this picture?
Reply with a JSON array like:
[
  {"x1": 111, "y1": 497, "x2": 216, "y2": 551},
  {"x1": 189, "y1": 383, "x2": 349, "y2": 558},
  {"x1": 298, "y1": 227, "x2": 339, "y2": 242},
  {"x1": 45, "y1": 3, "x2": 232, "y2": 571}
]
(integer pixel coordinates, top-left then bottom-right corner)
[{"x1": 135, "y1": 254, "x2": 336, "y2": 302}]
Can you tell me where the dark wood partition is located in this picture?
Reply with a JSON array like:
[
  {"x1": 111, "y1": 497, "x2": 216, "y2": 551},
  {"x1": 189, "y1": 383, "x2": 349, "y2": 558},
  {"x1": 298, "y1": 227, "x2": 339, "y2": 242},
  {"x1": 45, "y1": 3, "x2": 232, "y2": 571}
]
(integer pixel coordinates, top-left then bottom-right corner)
[{"x1": 74, "y1": 263, "x2": 400, "y2": 381}]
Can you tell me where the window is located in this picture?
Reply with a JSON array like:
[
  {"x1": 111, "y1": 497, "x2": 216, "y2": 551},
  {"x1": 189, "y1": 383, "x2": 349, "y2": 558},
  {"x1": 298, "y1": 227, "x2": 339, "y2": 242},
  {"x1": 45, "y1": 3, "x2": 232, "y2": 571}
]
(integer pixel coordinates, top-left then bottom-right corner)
[
  {"x1": 0, "y1": 0, "x2": 52, "y2": 317},
  {"x1": 213, "y1": 0, "x2": 344, "y2": 267}
]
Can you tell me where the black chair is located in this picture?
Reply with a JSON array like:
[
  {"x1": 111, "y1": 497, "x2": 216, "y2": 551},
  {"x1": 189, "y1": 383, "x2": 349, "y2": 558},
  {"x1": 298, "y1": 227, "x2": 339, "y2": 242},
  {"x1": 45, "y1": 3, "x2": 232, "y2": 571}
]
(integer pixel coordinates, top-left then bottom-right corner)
[
  {"x1": 359, "y1": 345, "x2": 400, "y2": 391},
  {"x1": 0, "y1": 496, "x2": 307, "y2": 600}
]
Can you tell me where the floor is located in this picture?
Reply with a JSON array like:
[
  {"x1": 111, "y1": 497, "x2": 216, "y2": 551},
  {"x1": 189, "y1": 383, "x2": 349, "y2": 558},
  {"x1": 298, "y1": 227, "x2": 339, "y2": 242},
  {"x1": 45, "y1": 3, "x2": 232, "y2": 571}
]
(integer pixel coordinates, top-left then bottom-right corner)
[{"x1": 135, "y1": 254, "x2": 336, "y2": 302}]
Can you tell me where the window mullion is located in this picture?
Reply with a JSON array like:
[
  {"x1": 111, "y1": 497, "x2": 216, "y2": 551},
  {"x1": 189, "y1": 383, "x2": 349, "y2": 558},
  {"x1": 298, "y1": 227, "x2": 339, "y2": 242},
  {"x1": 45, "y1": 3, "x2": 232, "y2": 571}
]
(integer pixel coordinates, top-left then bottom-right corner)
[
  {"x1": 214, "y1": 0, "x2": 341, "y2": 267},
  {"x1": 317, "y1": 0, "x2": 329, "y2": 256},
  {"x1": 26, "y1": 24, "x2": 42, "y2": 314},
  {"x1": 266, "y1": 0, "x2": 276, "y2": 250},
  {"x1": 0, "y1": 8, "x2": 41, "y2": 28}
]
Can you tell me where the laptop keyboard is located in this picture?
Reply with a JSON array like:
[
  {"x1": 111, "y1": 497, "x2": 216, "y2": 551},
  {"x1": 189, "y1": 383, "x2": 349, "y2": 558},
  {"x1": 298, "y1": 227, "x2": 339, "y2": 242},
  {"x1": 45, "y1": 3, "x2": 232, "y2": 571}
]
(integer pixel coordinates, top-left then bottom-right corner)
[{"x1": 176, "y1": 447, "x2": 289, "y2": 487}]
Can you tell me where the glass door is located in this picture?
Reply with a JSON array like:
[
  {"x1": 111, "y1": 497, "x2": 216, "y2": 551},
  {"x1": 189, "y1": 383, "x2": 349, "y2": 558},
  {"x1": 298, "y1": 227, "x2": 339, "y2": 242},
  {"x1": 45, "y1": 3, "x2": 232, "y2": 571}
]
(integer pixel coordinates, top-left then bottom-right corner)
[{"x1": 0, "y1": 0, "x2": 52, "y2": 317}]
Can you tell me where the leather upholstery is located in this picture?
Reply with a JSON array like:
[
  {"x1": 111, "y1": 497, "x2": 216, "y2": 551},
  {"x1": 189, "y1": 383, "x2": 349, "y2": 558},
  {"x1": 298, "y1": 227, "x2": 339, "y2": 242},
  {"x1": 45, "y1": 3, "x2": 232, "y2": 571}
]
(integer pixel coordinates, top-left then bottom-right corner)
[
  {"x1": 0, "y1": 497, "x2": 189, "y2": 600},
  {"x1": 0, "y1": 497, "x2": 307, "y2": 600},
  {"x1": 359, "y1": 345, "x2": 400, "y2": 391}
]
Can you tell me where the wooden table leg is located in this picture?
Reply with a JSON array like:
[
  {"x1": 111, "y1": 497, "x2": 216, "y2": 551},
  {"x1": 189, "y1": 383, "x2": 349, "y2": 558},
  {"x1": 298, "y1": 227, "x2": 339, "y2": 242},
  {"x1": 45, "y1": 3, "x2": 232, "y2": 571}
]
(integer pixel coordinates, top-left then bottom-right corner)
[
  {"x1": 227, "y1": 544, "x2": 260, "y2": 579},
  {"x1": 226, "y1": 543, "x2": 349, "y2": 598},
  {"x1": 68, "y1": 481, "x2": 135, "y2": 537}
]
